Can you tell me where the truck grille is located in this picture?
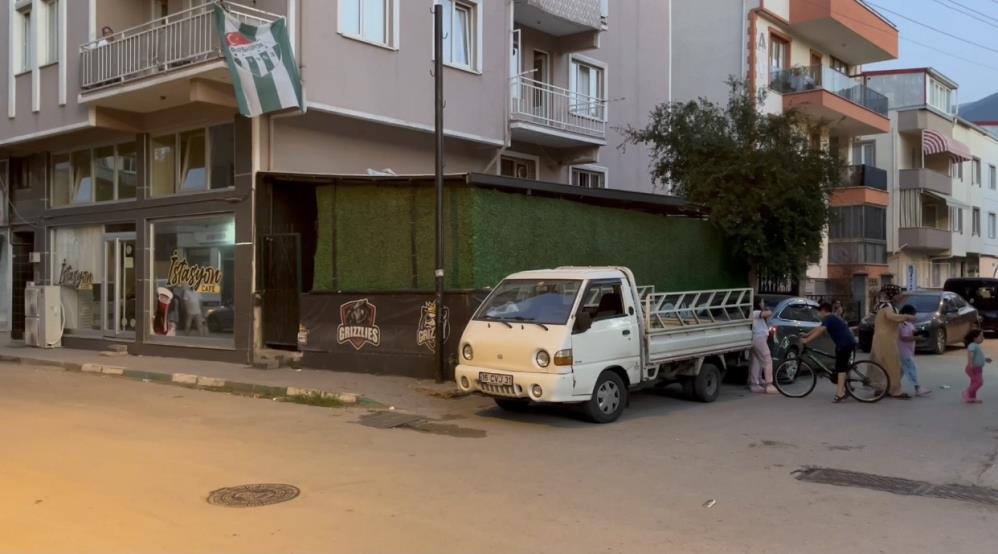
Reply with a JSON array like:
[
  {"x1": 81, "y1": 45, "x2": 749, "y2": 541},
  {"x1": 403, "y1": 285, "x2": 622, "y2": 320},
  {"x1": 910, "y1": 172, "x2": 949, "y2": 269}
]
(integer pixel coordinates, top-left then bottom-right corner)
[{"x1": 479, "y1": 383, "x2": 517, "y2": 397}]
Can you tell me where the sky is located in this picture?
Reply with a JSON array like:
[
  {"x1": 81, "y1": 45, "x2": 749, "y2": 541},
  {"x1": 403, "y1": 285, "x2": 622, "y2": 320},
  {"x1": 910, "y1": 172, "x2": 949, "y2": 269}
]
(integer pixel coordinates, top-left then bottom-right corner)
[{"x1": 863, "y1": 0, "x2": 998, "y2": 104}]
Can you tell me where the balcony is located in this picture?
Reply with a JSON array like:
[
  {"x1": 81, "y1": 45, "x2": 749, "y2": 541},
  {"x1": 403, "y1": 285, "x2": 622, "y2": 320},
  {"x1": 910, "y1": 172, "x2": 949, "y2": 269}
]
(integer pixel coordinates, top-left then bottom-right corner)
[
  {"x1": 789, "y1": 0, "x2": 899, "y2": 65},
  {"x1": 510, "y1": 76, "x2": 607, "y2": 147},
  {"x1": 841, "y1": 164, "x2": 887, "y2": 190},
  {"x1": 771, "y1": 65, "x2": 890, "y2": 135},
  {"x1": 899, "y1": 168, "x2": 952, "y2": 196},
  {"x1": 514, "y1": 0, "x2": 606, "y2": 35},
  {"x1": 897, "y1": 109, "x2": 956, "y2": 136},
  {"x1": 899, "y1": 227, "x2": 952, "y2": 253},
  {"x1": 79, "y1": 2, "x2": 280, "y2": 111}
]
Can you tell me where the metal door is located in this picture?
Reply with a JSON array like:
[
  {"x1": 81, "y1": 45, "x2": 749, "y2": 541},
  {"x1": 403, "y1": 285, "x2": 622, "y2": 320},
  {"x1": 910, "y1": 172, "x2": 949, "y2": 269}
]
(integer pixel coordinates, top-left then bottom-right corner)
[{"x1": 262, "y1": 234, "x2": 301, "y2": 348}]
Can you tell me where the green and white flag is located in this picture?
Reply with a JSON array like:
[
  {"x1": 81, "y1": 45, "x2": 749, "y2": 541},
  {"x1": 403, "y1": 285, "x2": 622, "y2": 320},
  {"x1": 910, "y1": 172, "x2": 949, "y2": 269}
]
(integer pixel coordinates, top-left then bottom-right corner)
[{"x1": 215, "y1": 5, "x2": 304, "y2": 117}]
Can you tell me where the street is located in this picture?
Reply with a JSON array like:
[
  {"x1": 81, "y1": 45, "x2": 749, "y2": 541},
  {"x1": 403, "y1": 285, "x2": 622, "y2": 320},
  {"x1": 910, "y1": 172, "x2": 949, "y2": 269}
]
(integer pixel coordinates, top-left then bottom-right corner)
[{"x1": 2, "y1": 348, "x2": 997, "y2": 554}]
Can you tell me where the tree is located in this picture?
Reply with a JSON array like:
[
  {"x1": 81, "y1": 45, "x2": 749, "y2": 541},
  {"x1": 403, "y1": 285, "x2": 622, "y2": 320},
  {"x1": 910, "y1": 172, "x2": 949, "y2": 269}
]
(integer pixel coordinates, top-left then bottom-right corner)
[{"x1": 624, "y1": 80, "x2": 840, "y2": 284}]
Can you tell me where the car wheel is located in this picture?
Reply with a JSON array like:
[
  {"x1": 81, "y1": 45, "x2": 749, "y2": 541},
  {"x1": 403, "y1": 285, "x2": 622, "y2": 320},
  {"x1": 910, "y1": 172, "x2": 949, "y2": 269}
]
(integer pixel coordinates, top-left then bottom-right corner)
[
  {"x1": 583, "y1": 370, "x2": 627, "y2": 423},
  {"x1": 933, "y1": 328, "x2": 947, "y2": 355}
]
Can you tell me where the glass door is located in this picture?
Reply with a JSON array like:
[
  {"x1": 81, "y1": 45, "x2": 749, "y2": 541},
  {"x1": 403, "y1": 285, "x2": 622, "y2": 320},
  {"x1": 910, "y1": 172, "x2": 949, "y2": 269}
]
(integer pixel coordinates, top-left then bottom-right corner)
[{"x1": 102, "y1": 235, "x2": 136, "y2": 338}]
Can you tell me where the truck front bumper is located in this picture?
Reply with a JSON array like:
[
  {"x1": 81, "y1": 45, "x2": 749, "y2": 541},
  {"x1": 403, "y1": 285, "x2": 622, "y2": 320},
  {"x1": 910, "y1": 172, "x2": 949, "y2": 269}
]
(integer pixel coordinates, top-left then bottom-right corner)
[{"x1": 454, "y1": 365, "x2": 580, "y2": 403}]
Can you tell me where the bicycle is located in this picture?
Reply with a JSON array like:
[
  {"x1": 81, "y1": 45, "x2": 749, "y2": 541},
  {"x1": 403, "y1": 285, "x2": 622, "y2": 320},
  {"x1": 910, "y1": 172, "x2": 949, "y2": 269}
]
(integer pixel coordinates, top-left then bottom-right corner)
[{"x1": 773, "y1": 343, "x2": 889, "y2": 402}]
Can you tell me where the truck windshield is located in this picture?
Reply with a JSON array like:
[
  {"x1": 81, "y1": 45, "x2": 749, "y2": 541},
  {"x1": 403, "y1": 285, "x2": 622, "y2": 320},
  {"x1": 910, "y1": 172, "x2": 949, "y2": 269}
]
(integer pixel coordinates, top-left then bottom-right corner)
[{"x1": 475, "y1": 279, "x2": 582, "y2": 326}]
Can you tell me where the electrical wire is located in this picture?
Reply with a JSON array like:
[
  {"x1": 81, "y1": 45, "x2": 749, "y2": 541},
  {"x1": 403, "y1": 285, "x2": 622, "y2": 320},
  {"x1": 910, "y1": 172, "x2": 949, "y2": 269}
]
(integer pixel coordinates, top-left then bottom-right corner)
[
  {"x1": 932, "y1": 0, "x2": 998, "y2": 30},
  {"x1": 867, "y1": 2, "x2": 998, "y2": 55}
]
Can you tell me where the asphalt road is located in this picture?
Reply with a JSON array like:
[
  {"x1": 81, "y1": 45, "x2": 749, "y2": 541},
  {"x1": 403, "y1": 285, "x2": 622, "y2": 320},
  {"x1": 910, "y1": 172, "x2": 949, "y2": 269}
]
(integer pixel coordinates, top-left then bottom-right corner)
[{"x1": 2, "y1": 346, "x2": 997, "y2": 554}]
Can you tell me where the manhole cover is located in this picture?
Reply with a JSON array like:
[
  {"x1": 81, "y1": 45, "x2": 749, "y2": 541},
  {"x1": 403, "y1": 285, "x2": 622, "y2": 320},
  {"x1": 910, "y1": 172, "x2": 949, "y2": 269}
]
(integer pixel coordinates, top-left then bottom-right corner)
[
  {"x1": 794, "y1": 467, "x2": 998, "y2": 507},
  {"x1": 207, "y1": 483, "x2": 300, "y2": 508}
]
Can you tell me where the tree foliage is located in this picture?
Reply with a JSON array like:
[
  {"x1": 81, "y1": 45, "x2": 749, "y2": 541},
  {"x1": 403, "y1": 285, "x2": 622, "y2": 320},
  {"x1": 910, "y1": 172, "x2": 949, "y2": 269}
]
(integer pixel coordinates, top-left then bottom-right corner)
[{"x1": 625, "y1": 80, "x2": 840, "y2": 282}]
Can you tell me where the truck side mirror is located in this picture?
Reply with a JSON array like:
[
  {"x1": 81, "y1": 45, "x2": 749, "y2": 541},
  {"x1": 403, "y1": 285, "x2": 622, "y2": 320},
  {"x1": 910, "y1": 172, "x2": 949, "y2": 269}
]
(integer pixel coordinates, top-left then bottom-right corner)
[{"x1": 574, "y1": 312, "x2": 592, "y2": 334}]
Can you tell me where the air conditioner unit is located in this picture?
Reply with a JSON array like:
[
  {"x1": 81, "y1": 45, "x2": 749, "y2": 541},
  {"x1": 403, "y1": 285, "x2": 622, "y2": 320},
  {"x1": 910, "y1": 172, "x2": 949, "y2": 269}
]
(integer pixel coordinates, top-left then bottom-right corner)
[{"x1": 24, "y1": 285, "x2": 62, "y2": 348}]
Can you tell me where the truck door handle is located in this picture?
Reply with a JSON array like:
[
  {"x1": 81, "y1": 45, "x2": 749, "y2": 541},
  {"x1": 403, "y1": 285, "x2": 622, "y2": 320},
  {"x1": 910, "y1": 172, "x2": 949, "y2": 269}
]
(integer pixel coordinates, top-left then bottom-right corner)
[{"x1": 622, "y1": 330, "x2": 631, "y2": 336}]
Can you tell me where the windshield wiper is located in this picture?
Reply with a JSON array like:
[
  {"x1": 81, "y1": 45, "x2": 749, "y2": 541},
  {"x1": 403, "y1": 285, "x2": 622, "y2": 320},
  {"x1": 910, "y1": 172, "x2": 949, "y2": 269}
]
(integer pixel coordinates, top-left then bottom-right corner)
[
  {"x1": 486, "y1": 317, "x2": 514, "y2": 329},
  {"x1": 509, "y1": 316, "x2": 549, "y2": 331}
]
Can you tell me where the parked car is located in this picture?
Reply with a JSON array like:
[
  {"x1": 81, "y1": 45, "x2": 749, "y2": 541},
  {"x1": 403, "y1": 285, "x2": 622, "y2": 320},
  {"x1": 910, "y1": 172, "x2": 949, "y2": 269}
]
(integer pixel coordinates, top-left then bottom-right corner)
[
  {"x1": 205, "y1": 305, "x2": 234, "y2": 333},
  {"x1": 858, "y1": 291, "x2": 980, "y2": 354},
  {"x1": 758, "y1": 296, "x2": 838, "y2": 368},
  {"x1": 944, "y1": 278, "x2": 998, "y2": 335}
]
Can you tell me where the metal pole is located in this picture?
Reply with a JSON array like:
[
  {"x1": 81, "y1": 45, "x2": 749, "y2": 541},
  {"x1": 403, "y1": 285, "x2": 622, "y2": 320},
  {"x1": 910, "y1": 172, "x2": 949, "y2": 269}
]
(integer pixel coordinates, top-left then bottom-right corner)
[{"x1": 433, "y1": 5, "x2": 446, "y2": 383}]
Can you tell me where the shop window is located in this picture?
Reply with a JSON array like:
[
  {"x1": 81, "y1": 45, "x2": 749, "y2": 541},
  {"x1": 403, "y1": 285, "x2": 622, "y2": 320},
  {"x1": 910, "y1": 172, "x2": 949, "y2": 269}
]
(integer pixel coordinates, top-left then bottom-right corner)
[
  {"x1": 51, "y1": 225, "x2": 105, "y2": 337},
  {"x1": 0, "y1": 160, "x2": 8, "y2": 226},
  {"x1": 151, "y1": 124, "x2": 235, "y2": 196},
  {"x1": 94, "y1": 146, "x2": 115, "y2": 202},
  {"x1": 150, "y1": 214, "x2": 236, "y2": 347},
  {"x1": 117, "y1": 142, "x2": 137, "y2": 199}
]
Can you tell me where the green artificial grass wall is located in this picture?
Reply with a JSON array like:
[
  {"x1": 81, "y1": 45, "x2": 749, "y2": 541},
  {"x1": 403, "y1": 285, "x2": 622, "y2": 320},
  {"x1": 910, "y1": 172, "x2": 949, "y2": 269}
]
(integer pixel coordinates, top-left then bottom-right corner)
[{"x1": 313, "y1": 184, "x2": 746, "y2": 292}]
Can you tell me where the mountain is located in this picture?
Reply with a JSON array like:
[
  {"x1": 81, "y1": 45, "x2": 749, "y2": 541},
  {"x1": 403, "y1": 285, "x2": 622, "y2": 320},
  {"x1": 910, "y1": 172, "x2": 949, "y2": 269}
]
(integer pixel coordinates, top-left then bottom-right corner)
[{"x1": 961, "y1": 91, "x2": 998, "y2": 122}]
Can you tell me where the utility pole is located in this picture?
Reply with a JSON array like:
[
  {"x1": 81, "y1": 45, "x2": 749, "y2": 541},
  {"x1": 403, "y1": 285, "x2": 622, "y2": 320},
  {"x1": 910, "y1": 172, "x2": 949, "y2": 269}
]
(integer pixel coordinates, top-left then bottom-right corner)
[{"x1": 433, "y1": 4, "x2": 446, "y2": 383}]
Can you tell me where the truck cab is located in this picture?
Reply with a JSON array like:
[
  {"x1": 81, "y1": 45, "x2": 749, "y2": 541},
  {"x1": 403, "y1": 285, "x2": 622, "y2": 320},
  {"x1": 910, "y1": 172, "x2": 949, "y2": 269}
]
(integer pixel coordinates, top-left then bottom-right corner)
[{"x1": 455, "y1": 267, "x2": 753, "y2": 423}]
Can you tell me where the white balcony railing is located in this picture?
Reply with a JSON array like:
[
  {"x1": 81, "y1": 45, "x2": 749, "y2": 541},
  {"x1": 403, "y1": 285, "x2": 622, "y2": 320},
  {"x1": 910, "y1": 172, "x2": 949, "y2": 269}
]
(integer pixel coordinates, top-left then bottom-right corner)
[
  {"x1": 80, "y1": 2, "x2": 281, "y2": 92},
  {"x1": 510, "y1": 76, "x2": 607, "y2": 139}
]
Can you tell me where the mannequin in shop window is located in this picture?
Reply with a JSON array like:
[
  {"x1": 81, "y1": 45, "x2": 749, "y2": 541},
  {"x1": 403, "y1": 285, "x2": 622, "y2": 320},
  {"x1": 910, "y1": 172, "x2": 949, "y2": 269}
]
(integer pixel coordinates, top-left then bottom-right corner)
[{"x1": 174, "y1": 285, "x2": 207, "y2": 337}]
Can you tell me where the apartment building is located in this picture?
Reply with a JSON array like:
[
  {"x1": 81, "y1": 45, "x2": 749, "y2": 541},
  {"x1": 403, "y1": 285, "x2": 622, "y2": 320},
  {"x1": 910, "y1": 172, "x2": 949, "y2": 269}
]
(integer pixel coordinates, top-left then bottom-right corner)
[
  {"x1": 672, "y1": 0, "x2": 899, "y2": 296},
  {"x1": 863, "y1": 67, "x2": 998, "y2": 289},
  {"x1": 0, "y1": 0, "x2": 669, "y2": 362}
]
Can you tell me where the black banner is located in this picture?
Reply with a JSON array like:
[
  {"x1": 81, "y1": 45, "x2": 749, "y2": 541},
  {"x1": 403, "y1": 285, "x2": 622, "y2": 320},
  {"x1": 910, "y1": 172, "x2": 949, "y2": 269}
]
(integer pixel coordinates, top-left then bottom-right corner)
[{"x1": 298, "y1": 291, "x2": 488, "y2": 378}]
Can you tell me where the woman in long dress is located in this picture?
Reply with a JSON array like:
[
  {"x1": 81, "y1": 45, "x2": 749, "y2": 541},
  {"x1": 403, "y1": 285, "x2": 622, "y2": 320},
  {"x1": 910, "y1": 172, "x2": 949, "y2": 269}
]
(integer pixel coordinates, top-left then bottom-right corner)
[{"x1": 870, "y1": 298, "x2": 915, "y2": 398}]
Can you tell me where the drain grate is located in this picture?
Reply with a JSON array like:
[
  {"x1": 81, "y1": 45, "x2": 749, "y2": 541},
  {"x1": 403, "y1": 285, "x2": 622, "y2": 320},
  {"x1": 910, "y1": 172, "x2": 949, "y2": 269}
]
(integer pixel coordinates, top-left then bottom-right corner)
[
  {"x1": 207, "y1": 483, "x2": 300, "y2": 508},
  {"x1": 794, "y1": 467, "x2": 998, "y2": 507}
]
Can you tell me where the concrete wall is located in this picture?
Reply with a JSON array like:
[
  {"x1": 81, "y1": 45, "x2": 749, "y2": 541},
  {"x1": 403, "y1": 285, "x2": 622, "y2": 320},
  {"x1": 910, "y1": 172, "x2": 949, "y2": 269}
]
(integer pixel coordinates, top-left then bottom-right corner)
[{"x1": 672, "y1": 0, "x2": 747, "y2": 107}]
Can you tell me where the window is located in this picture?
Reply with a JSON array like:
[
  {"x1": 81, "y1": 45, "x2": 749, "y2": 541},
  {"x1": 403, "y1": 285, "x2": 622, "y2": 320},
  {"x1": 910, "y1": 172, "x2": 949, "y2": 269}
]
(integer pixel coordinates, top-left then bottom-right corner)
[
  {"x1": 973, "y1": 207, "x2": 981, "y2": 236},
  {"x1": 929, "y1": 77, "x2": 954, "y2": 114},
  {"x1": 952, "y1": 207, "x2": 964, "y2": 234},
  {"x1": 572, "y1": 167, "x2": 606, "y2": 189},
  {"x1": 853, "y1": 141, "x2": 875, "y2": 165},
  {"x1": 828, "y1": 242, "x2": 887, "y2": 265},
  {"x1": 0, "y1": 160, "x2": 8, "y2": 227},
  {"x1": 41, "y1": 0, "x2": 59, "y2": 65},
  {"x1": 989, "y1": 213, "x2": 996, "y2": 239},
  {"x1": 151, "y1": 215, "x2": 236, "y2": 346},
  {"x1": 51, "y1": 141, "x2": 140, "y2": 207},
  {"x1": 779, "y1": 304, "x2": 820, "y2": 323},
  {"x1": 580, "y1": 281, "x2": 625, "y2": 321},
  {"x1": 952, "y1": 160, "x2": 964, "y2": 181},
  {"x1": 769, "y1": 34, "x2": 789, "y2": 76},
  {"x1": 16, "y1": 2, "x2": 32, "y2": 73},
  {"x1": 830, "y1": 56, "x2": 849, "y2": 75},
  {"x1": 570, "y1": 58, "x2": 606, "y2": 119},
  {"x1": 438, "y1": 0, "x2": 478, "y2": 70},
  {"x1": 150, "y1": 124, "x2": 235, "y2": 196},
  {"x1": 339, "y1": 0, "x2": 393, "y2": 47},
  {"x1": 499, "y1": 155, "x2": 537, "y2": 180},
  {"x1": 973, "y1": 158, "x2": 982, "y2": 185},
  {"x1": 991, "y1": 165, "x2": 997, "y2": 190},
  {"x1": 828, "y1": 206, "x2": 886, "y2": 240}
]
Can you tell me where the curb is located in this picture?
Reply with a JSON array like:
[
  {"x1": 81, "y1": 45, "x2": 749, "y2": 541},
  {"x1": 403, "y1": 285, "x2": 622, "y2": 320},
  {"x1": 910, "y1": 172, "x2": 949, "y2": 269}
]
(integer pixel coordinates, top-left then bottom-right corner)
[{"x1": 1, "y1": 355, "x2": 375, "y2": 408}]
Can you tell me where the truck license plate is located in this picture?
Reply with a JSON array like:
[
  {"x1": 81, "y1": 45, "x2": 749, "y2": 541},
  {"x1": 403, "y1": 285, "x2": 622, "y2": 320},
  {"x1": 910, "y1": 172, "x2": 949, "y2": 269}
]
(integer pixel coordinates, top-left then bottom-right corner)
[{"x1": 479, "y1": 372, "x2": 513, "y2": 386}]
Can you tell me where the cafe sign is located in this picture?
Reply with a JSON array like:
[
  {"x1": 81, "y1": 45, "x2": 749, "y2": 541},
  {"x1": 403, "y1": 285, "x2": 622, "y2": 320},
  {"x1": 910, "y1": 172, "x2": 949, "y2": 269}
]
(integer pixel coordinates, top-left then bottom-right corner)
[
  {"x1": 167, "y1": 250, "x2": 222, "y2": 294},
  {"x1": 59, "y1": 261, "x2": 94, "y2": 290}
]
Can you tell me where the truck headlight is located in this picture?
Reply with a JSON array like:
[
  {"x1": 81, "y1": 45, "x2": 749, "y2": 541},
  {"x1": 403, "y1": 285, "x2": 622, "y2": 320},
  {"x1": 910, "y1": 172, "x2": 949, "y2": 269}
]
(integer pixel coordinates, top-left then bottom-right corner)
[
  {"x1": 462, "y1": 344, "x2": 473, "y2": 361},
  {"x1": 535, "y1": 350, "x2": 550, "y2": 367},
  {"x1": 554, "y1": 349, "x2": 573, "y2": 366}
]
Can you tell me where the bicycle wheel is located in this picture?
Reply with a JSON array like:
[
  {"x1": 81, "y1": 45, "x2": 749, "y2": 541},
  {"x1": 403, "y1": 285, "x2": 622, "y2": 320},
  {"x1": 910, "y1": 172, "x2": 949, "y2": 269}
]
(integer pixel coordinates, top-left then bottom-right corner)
[
  {"x1": 845, "y1": 360, "x2": 889, "y2": 403},
  {"x1": 773, "y1": 359, "x2": 817, "y2": 398}
]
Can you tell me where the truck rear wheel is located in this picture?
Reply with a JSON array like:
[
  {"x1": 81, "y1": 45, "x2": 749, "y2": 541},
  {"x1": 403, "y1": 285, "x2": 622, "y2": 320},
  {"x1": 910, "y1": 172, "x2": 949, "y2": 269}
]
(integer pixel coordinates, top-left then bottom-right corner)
[
  {"x1": 693, "y1": 363, "x2": 722, "y2": 403},
  {"x1": 583, "y1": 370, "x2": 627, "y2": 423}
]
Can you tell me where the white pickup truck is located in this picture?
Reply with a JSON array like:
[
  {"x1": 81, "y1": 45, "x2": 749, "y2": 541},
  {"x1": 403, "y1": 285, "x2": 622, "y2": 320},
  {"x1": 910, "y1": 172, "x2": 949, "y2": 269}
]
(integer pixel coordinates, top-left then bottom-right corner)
[{"x1": 454, "y1": 267, "x2": 754, "y2": 422}]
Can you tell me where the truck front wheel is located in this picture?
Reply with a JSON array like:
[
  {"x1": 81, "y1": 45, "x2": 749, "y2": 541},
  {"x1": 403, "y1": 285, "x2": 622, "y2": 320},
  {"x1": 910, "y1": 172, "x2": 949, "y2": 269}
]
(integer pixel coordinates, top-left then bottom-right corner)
[
  {"x1": 693, "y1": 363, "x2": 722, "y2": 403},
  {"x1": 583, "y1": 370, "x2": 627, "y2": 423}
]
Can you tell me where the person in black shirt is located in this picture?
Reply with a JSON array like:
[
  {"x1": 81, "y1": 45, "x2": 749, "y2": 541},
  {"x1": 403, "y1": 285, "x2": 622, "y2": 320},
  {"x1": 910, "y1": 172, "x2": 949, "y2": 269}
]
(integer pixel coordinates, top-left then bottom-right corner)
[{"x1": 802, "y1": 302, "x2": 857, "y2": 403}]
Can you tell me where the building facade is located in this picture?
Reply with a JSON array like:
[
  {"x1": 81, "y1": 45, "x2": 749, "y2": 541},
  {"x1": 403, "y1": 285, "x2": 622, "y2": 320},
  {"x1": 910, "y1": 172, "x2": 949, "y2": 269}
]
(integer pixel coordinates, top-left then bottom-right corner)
[
  {"x1": 0, "y1": 0, "x2": 671, "y2": 362},
  {"x1": 864, "y1": 68, "x2": 998, "y2": 290},
  {"x1": 672, "y1": 0, "x2": 899, "y2": 296}
]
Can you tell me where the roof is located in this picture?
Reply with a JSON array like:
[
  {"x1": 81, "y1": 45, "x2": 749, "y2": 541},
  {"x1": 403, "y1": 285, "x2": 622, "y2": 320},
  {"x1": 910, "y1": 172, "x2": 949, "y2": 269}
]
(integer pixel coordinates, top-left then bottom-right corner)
[
  {"x1": 507, "y1": 267, "x2": 628, "y2": 281},
  {"x1": 261, "y1": 171, "x2": 704, "y2": 217}
]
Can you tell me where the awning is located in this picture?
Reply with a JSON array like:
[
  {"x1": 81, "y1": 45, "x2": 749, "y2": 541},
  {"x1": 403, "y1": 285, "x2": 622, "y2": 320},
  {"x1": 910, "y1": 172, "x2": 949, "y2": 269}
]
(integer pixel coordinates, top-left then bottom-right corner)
[
  {"x1": 923, "y1": 129, "x2": 972, "y2": 161},
  {"x1": 923, "y1": 189, "x2": 968, "y2": 208}
]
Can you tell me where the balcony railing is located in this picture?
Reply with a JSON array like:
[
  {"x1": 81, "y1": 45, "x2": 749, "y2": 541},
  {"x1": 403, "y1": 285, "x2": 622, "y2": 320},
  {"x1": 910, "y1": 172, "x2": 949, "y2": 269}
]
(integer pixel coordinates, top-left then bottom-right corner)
[
  {"x1": 510, "y1": 76, "x2": 607, "y2": 139},
  {"x1": 840, "y1": 164, "x2": 887, "y2": 190},
  {"x1": 769, "y1": 65, "x2": 889, "y2": 117},
  {"x1": 80, "y1": 2, "x2": 281, "y2": 92}
]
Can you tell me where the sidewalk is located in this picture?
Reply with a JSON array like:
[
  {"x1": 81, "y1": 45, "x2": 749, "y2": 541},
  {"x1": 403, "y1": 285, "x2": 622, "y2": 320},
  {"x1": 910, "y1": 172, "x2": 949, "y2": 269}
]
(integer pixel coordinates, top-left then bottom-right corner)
[{"x1": 0, "y1": 339, "x2": 469, "y2": 416}]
